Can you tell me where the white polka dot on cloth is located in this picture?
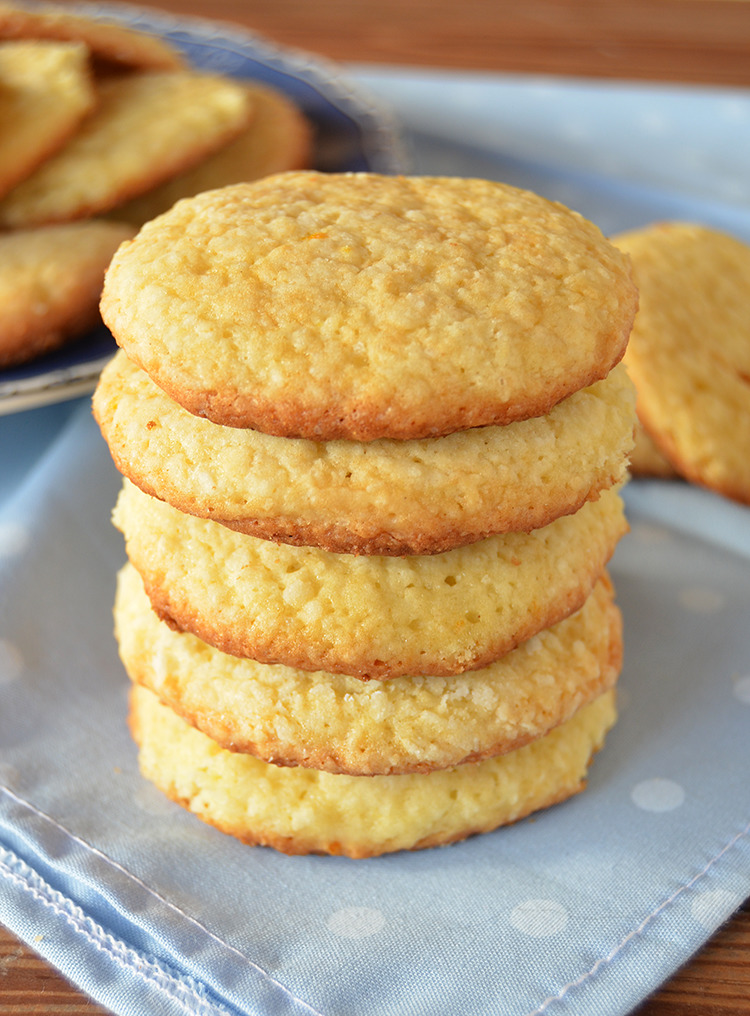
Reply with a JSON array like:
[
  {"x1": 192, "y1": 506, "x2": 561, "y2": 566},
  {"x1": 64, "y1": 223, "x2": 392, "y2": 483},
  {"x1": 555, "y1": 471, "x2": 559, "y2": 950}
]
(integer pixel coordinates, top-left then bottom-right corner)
[
  {"x1": 0, "y1": 522, "x2": 29, "y2": 559},
  {"x1": 509, "y1": 899, "x2": 568, "y2": 937},
  {"x1": 631, "y1": 778, "x2": 685, "y2": 813},
  {"x1": 0, "y1": 640, "x2": 23, "y2": 685},
  {"x1": 733, "y1": 675, "x2": 750, "y2": 706},
  {"x1": 691, "y1": 889, "x2": 743, "y2": 931},
  {"x1": 678, "y1": 586, "x2": 726, "y2": 615},
  {"x1": 326, "y1": 907, "x2": 386, "y2": 939}
]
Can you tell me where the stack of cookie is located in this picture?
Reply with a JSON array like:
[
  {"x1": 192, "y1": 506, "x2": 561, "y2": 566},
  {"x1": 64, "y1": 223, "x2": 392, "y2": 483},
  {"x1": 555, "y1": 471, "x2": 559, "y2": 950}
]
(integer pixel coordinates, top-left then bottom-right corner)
[
  {"x1": 94, "y1": 171, "x2": 638, "y2": 858},
  {"x1": 0, "y1": 1, "x2": 310, "y2": 368}
]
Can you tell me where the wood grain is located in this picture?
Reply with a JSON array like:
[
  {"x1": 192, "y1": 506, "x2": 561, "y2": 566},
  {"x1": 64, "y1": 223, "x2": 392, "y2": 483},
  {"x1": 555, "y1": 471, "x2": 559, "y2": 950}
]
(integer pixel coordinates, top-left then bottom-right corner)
[
  {"x1": 2, "y1": 0, "x2": 749, "y2": 1013},
  {"x1": 146, "y1": 0, "x2": 750, "y2": 85}
]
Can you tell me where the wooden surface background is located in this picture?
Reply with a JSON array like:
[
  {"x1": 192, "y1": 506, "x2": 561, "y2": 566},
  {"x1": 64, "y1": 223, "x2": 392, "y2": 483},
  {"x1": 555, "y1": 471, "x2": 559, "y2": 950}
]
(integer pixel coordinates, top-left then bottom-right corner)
[{"x1": 1, "y1": 0, "x2": 749, "y2": 1013}]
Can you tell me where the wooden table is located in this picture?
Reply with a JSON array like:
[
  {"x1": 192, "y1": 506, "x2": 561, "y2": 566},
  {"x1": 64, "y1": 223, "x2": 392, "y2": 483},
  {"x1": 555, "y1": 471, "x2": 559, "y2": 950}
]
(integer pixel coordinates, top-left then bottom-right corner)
[{"x1": 2, "y1": 1, "x2": 749, "y2": 1013}]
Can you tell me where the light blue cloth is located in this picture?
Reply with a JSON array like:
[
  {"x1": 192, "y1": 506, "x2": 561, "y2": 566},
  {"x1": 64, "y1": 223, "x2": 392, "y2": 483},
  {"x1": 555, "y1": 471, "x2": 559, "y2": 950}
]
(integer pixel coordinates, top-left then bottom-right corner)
[{"x1": 1, "y1": 61, "x2": 750, "y2": 1016}]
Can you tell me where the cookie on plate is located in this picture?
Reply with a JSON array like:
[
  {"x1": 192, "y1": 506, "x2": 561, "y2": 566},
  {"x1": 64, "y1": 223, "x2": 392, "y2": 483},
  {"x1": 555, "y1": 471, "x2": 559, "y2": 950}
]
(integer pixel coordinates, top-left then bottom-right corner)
[
  {"x1": 0, "y1": 70, "x2": 254, "y2": 227},
  {"x1": 0, "y1": 40, "x2": 96, "y2": 201},
  {"x1": 0, "y1": 220, "x2": 135, "y2": 368},
  {"x1": 110, "y1": 82, "x2": 313, "y2": 227},
  {"x1": 100, "y1": 172, "x2": 638, "y2": 439},
  {"x1": 129, "y1": 683, "x2": 617, "y2": 857},
  {"x1": 0, "y1": 2, "x2": 185, "y2": 72},
  {"x1": 116, "y1": 561, "x2": 622, "y2": 775},
  {"x1": 94, "y1": 352, "x2": 635, "y2": 555},
  {"x1": 615, "y1": 222, "x2": 750, "y2": 503},
  {"x1": 113, "y1": 479, "x2": 627, "y2": 679}
]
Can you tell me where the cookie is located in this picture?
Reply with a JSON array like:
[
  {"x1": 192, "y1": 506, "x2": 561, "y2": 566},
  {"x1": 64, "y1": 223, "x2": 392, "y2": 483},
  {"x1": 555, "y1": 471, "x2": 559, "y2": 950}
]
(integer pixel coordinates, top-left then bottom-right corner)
[
  {"x1": 129, "y1": 684, "x2": 617, "y2": 857},
  {"x1": 0, "y1": 40, "x2": 96, "y2": 201},
  {"x1": 629, "y1": 422, "x2": 678, "y2": 478},
  {"x1": 116, "y1": 562, "x2": 621, "y2": 776},
  {"x1": 615, "y1": 223, "x2": 750, "y2": 503},
  {"x1": 100, "y1": 172, "x2": 638, "y2": 439},
  {"x1": 113, "y1": 479, "x2": 627, "y2": 679},
  {"x1": 94, "y1": 351, "x2": 635, "y2": 554},
  {"x1": 0, "y1": 220, "x2": 135, "y2": 368},
  {"x1": 109, "y1": 82, "x2": 312, "y2": 227},
  {"x1": 0, "y1": 70, "x2": 254, "y2": 227},
  {"x1": 0, "y1": 2, "x2": 185, "y2": 72}
]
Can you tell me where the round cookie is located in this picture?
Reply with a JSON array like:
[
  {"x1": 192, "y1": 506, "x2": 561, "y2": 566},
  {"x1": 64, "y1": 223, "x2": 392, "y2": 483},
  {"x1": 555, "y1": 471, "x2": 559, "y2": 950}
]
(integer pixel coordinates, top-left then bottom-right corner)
[
  {"x1": 0, "y1": 70, "x2": 254, "y2": 228},
  {"x1": 0, "y1": 40, "x2": 96, "y2": 201},
  {"x1": 615, "y1": 223, "x2": 750, "y2": 503},
  {"x1": 100, "y1": 171, "x2": 638, "y2": 440},
  {"x1": 113, "y1": 479, "x2": 627, "y2": 679},
  {"x1": 116, "y1": 562, "x2": 622, "y2": 775},
  {"x1": 0, "y1": 220, "x2": 135, "y2": 368},
  {"x1": 129, "y1": 684, "x2": 617, "y2": 857},
  {"x1": 110, "y1": 82, "x2": 312, "y2": 227},
  {"x1": 0, "y1": 2, "x2": 185, "y2": 72},
  {"x1": 94, "y1": 352, "x2": 635, "y2": 555}
]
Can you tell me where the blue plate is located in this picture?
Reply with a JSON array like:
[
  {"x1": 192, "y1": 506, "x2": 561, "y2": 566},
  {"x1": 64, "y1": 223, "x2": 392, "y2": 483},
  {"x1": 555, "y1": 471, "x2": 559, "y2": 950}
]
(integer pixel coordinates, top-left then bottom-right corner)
[{"x1": 0, "y1": 1, "x2": 406, "y2": 415}]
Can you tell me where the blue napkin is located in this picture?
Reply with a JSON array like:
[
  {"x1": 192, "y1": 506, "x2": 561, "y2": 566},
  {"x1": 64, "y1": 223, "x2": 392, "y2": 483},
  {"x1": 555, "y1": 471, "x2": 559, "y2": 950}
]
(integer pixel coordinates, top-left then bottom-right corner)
[
  {"x1": 0, "y1": 395, "x2": 749, "y2": 1016},
  {"x1": 2, "y1": 61, "x2": 750, "y2": 1016}
]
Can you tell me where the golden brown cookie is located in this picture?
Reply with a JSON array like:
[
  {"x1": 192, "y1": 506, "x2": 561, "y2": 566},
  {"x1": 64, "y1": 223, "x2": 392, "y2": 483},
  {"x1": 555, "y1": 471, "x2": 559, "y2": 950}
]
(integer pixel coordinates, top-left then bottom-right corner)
[
  {"x1": 615, "y1": 223, "x2": 750, "y2": 502},
  {"x1": 109, "y1": 82, "x2": 312, "y2": 227},
  {"x1": 113, "y1": 479, "x2": 627, "y2": 679},
  {"x1": 0, "y1": 2, "x2": 185, "y2": 72},
  {"x1": 116, "y1": 561, "x2": 621, "y2": 776},
  {"x1": 0, "y1": 70, "x2": 254, "y2": 227},
  {"x1": 100, "y1": 172, "x2": 638, "y2": 440},
  {"x1": 0, "y1": 220, "x2": 134, "y2": 368},
  {"x1": 129, "y1": 684, "x2": 617, "y2": 857},
  {"x1": 94, "y1": 351, "x2": 635, "y2": 554},
  {"x1": 0, "y1": 40, "x2": 96, "y2": 201}
]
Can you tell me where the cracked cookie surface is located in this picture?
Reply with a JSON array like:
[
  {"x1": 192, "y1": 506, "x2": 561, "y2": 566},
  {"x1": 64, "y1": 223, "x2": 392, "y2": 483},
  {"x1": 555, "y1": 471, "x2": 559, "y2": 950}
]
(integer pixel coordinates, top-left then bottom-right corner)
[
  {"x1": 94, "y1": 352, "x2": 635, "y2": 554},
  {"x1": 101, "y1": 171, "x2": 638, "y2": 440},
  {"x1": 113, "y1": 479, "x2": 627, "y2": 680},
  {"x1": 130, "y1": 683, "x2": 617, "y2": 857}
]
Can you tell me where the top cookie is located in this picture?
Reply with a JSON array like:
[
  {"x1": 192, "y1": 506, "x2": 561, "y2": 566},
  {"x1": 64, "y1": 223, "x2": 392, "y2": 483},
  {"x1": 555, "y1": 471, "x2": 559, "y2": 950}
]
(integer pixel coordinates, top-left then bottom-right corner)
[{"x1": 100, "y1": 171, "x2": 638, "y2": 440}]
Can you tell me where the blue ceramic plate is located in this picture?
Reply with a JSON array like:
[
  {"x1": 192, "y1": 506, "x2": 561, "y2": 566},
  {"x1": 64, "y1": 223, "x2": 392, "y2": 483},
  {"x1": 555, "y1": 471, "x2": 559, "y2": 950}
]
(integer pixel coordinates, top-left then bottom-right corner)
[{"x1": 0, "y1": 1, "x2": 406, "y2": 415}]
